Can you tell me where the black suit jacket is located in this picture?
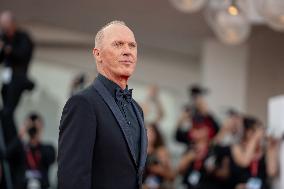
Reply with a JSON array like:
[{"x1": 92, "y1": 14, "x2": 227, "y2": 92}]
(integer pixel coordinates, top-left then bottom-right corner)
[{"x1": 58, "y1": 78, "x2": 147, "y2": 189}]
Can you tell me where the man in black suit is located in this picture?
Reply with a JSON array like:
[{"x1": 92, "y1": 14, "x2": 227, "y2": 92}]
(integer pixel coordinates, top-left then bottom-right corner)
[{"x1": 58, "y1": 21, "x2": 147, "y2": 189}]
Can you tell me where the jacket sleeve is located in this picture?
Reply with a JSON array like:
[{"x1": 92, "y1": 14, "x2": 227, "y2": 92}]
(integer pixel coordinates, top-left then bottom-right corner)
[
  {"x1": 0, "y1": 47, "x2": 4, "y2": 63},
  {"x1": 0, "y1": 35, "x2": 5, "y2": 62},
  {"x1": 58, "y1": 94, "x2": 97, "y2": 189}
]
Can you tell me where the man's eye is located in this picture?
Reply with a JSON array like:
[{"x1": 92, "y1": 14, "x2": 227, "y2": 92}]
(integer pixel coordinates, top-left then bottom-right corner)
[{"x1": 129, "y1": 43, "x2": 136, "y2": 48}]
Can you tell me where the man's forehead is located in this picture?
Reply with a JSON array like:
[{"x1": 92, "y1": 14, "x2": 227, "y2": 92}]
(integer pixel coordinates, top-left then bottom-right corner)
[
  {"x1": 0, "y1": 11, "x2": 13, "y2": 22},
  {"x1": 103, "y1": 24, "x2": 135, "y2": 41}
]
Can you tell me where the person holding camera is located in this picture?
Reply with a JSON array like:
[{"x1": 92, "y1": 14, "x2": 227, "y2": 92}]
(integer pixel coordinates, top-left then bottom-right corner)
[
  {"x1": 0, "y1": 10, "x2": 35, "y2": 189},
  {"x1": 175, "y1": 85, "x2": 219, "y2": 147},
  {"x1": 19, "y1": 113, "x2": 56, "y2": 189},
  {"x1": 0, "y1": 10, "x2": 35, "y2": 123},
  {"x1": 228, "y1": 117, "x2": 279, "y2": 189}
]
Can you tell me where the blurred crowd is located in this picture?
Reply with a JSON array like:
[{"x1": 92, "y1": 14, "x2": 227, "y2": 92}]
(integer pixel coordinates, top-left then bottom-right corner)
[
  {"x1": 0, "y1": 10, "x2": 282, "y2": 189},
  {"x1": 141, "y1": 85, "x2": 280, "y2": 189},
  {"x1": 0, "y1": 11, "x2": 56, "y2": 189}
]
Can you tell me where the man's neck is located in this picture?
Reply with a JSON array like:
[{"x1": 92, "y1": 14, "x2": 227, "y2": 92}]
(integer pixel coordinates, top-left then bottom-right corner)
[
  {"x1": 5, "y1": 27, "x2": 16, "y2": 38},
  {"x1": 29, "y1": 138, "x2": 40, "y2": 147},
  {"x1": 100, "y1": 71, "x2": 129, "y2": 89}
]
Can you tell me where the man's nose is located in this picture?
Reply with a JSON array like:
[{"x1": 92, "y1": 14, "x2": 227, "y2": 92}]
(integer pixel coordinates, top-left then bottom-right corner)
[
  {"x1": 122, "y1": 52, "x2": 131, "y2": 56},
  {"x1": 122, "y1": 45, "x2": 132, "y2": 56}
]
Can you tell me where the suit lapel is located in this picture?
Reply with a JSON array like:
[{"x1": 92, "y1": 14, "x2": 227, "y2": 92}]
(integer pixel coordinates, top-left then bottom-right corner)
[
  {"x1": 131, "y1": 101, "x2": 147, "y2": 172},
  {"x1": 93, "y1": 79, "x2": 138, "y2": 167}
]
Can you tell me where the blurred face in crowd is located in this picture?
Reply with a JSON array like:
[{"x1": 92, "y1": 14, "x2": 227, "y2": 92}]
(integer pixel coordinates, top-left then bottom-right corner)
[
  {"x1": 225, "y1": 114, "x2": 243, "y2": 135},
  {"x1": 244, "y1": 127, "x2": 254, "y2": 141},
  {"x1": 231, "y1": 115, "x2": 243, "y2": 134},
  {"x1": 244, "y1": 123, "x2": 264, "y2": 143},
  {"x1": 195, "y1": 96, "x2": 208, "y2": 114},
  {"x1": 0, "y1": 11, "x2": 16, "y2": 35},
  {"x1": 94, "y1": 24, "x2": 137, "y2": 80},
  {"x1": 191, "y1": 126, "x2": 209, "y2": 142},
  {"x1": 27, "y1": 117, "x2": 43, "y2": 143}
]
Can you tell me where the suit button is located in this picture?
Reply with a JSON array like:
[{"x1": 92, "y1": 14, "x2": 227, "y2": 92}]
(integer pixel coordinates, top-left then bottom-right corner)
[{"x1": 127, "y1": 121, "x2": 131, "y2": 125}]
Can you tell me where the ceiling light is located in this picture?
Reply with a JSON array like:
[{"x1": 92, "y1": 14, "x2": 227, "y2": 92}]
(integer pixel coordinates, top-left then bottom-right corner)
[{"x1": 169, "y1": 0, "x2": 207, "y2": 13}]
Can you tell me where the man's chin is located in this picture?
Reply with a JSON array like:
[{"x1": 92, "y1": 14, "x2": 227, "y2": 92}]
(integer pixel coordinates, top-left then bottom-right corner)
[
  {"x1": 121, "y1": 73, "x2": 132, "y2": 79},
  {"x1": 121, "y1": 70, "x2": 135, "y2": 78}
]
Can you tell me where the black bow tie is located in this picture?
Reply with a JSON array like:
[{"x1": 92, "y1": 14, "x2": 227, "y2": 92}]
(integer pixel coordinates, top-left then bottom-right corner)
[{"x1": 115, "y1": 87, "x2": 133, "y2": 103}]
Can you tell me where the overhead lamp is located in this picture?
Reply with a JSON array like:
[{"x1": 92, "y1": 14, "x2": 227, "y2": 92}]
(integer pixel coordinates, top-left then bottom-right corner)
[
  {"x1": 169, "y1": 0, "x2": 207, "y2": 13},
  {"x1": 258, "y1": 0, "x2": 284, "y2": 31},
  {"x1": 206, "y1": 0, "x2": 251, "y2": 45},
  {"x1": 227, "y1": 0, "x2": 239, "y2": 16}
]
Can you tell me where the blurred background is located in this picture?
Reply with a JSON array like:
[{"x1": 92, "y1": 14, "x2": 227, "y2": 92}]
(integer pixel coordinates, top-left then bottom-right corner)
[{"x1": 0, "y1": 0, "x2": 284, "y2": 189}]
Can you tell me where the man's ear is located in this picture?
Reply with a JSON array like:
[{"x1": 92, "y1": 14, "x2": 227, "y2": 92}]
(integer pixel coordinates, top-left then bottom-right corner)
[{"x1": 93, "y1": 48, "x2": 102, "y2": 63}]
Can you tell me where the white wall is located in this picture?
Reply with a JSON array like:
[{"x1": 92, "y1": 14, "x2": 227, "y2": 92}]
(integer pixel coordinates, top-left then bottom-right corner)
[
  {"x1": 201, "y1": 38, "x2": 249, "y2": 120},
  {"x1": 16, "y1": 60, "x2": 78, "y2": 143},
  {"x1": 246, "y1": 27, "x2": 284, "y2": 124}
]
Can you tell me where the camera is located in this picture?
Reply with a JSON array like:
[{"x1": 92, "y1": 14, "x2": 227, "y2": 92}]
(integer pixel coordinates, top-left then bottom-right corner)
[{"x1": 27, "y1": 124, "x2": 38, "y2": 139}]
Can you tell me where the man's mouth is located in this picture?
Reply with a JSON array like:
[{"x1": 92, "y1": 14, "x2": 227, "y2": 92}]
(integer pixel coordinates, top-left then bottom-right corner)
[{"x1": 119, "y1": 60, "x2": 133, "y2": 64}]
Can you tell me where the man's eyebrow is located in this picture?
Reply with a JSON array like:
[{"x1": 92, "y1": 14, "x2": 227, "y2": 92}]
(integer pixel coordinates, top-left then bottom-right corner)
[
  {"x1": 112, "y1": 40, "x2": 123, "y2": 43},
  {"x1": 129, "y1": 41, "x2": 137, "y2": 45},
  {"x1": 112, "y1": 40, "x2": 137, "y2": 45}
]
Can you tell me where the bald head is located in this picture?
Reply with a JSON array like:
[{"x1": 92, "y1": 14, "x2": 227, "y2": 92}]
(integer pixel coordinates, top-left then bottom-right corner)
[
  {"x1": 0, "y1": 10, "x2": 16, "y2": 34},
  {"x1": 92, "y1": 20, "x2": 137, "y2": 84},
  {"x1": 95, "y1": 21, "x2": 133, "y2": 48}
]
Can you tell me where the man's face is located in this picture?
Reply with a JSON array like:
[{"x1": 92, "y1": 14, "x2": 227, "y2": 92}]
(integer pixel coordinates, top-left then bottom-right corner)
[
  {"x1": 0, "y1": 12, "x2": 14, "y2": 34},
  {"x1": 94, "y1": 24, "x2": 137, "y2": 78}
]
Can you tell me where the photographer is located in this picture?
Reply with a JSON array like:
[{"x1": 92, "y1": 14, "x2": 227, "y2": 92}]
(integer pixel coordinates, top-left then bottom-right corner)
[
  {"x1": 175, "y1": 85, "x2": 219, "y2": 146},
  {"x1": 177, "y1": 124, "x2": 213, "y2": 189},
  {"x1": 0, "y1": 10, "x2": 34, "y2": 122},
  {"x1": 0, "y1": 10, "x2": 35, "y2": 189},
  {"x1": 229, "y1": 117, "x2": 279, "y2": 189},
  {"x1": 19, "y1": 113, "x2": 56, "y2": 189}
]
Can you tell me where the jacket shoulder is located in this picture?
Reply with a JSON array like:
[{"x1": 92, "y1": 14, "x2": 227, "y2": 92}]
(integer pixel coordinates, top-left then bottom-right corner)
[{"x1": 69, "y1": 84, "x2": 98, "y2": 102}]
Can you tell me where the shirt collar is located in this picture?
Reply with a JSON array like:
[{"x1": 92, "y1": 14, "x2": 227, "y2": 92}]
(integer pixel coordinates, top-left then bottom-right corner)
[{"x1": 97, "y1": 73, "x2": 128, "y2": 98}]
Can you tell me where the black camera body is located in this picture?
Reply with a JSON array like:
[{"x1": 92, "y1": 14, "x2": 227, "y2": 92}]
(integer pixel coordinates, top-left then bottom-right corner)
[{"x1": 27, "y1": 124, "x2": 38, "y2": 139}]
